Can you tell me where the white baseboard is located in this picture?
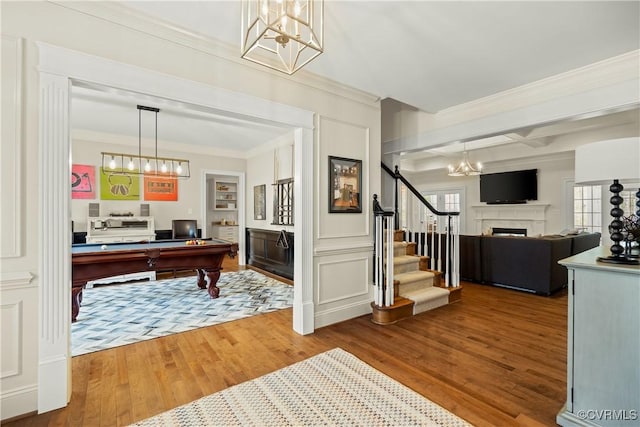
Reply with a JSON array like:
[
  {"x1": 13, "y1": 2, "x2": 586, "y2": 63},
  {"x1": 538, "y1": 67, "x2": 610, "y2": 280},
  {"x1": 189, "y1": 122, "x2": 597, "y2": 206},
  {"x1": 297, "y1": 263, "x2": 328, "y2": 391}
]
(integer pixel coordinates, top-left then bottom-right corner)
[
  {"x1": 1, "y1": 383, "x2": 37, "y2": 421},
  {"x1": 314, "y1": 300, "x2": 372, "y2": 329}
]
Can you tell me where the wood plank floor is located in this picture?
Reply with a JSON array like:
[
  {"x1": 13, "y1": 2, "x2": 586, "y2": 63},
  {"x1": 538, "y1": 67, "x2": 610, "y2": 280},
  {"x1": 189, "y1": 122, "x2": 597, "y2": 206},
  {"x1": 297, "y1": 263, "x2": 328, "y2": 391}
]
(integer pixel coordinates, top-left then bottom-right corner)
[{"x1": 5, "y1": 260, "x2": 568, "y2": 427}]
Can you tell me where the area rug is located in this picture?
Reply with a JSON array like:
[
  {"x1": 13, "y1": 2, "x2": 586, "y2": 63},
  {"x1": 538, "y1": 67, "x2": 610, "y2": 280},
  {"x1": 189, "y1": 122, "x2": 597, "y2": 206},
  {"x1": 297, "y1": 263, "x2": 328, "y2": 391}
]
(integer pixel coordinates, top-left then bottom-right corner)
[
  {"x1": 71, "y1": 270, "x2": 293, "y2": 356},
  {"x1": 130, "y1": 348, "x2": 471, "y2": 427}
]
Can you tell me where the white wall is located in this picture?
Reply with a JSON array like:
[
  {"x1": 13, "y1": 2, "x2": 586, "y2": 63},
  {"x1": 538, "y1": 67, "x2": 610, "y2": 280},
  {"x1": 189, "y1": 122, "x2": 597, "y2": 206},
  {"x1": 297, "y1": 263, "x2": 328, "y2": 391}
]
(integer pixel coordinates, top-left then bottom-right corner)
[
  {"x1": 1, "y1": 1, "x2": 380, "y2": 420},
  {"x1": 72, "y1": 139, "x2": 246, "y2": 233},
  {"x1": 405, "y1": 154, "x2": 575, "y2": 235},
  {"x1": 245, "y1": 134, "x2": 295, "y2": 232}
]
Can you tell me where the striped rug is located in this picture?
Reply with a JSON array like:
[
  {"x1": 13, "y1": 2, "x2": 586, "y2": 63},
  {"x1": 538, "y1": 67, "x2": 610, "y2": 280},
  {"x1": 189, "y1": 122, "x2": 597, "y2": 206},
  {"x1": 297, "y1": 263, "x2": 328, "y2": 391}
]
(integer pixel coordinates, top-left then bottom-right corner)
[
  {"x1": 130, "y1": 348, "x2": 471, "y2": 427},
  {"x1": 71, "y1": 269, "x2": 293, "y2": 356}
]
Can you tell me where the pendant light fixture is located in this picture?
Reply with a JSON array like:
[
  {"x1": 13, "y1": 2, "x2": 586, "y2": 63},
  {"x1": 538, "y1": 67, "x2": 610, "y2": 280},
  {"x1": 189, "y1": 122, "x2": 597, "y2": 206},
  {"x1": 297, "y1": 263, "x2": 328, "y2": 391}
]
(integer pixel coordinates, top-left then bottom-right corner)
[
  {"x1": 241, "y1": 0, "x2": 324, "y2": 75},
  {"x1": 101, "y1": 105, "x2": 190, "y2": 178},
  {"x1": 448, "y1": 144, "x2": 482, "y2": 176}
]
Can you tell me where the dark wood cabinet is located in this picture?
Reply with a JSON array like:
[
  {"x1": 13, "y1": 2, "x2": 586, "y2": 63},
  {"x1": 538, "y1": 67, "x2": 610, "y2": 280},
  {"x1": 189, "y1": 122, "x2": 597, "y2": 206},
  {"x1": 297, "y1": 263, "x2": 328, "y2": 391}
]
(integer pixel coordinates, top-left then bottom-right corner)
[{"x1": 246, "y1": 228, "x2": 294, "y2": 280}]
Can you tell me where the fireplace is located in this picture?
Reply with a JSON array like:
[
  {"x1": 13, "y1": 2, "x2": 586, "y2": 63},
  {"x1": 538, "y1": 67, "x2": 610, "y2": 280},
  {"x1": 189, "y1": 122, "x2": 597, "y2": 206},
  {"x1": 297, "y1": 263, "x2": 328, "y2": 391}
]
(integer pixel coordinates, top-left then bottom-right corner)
[
  {"x1": 472, "y1": 203, "x2": 550, "y2": 236},
  {"x1": 492, "y1": 227, "x2": 527, "y2": 237}
]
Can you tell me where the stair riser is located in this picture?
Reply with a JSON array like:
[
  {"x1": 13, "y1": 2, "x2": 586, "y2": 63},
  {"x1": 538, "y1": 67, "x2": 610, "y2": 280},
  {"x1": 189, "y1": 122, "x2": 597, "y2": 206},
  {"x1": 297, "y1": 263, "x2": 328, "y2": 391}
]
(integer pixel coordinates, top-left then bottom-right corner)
[
  {"x1": 398, "y1": 280, "x2": 434, "y2": 295},
  {"x1": 413, "y1": 294, "x2": 449, "y2": 315},
  {"x1": 394, "y1": 261, "x2": 420, "y2": 274}
]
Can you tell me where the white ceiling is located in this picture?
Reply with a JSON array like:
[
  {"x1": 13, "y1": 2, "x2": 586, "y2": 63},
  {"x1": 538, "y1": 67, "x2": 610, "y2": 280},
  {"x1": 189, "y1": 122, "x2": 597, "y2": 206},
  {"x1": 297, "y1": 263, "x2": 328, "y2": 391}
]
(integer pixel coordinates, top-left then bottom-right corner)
[
  {"x1": 72, "y1": 84, "x2": 292, "y2": 155},
  {"x1": 72, "y1": 1, "x2": 640, "y2": 163}
]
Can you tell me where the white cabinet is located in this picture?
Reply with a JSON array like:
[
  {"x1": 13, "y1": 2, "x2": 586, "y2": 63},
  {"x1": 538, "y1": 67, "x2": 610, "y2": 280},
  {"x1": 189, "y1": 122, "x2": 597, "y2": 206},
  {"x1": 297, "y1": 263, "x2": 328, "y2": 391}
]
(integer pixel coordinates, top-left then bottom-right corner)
[
  {"x1": 86, "y1": 216, "x2": 155, "y2": 243},
  {"x1": 213, "y1": 180, "x2": 237, "y2": 210},
  {"x1": 212, "y1": 224, "x2": 238, "y2": 242},
  {"x1": 557, "y1": 247, "x2": 640, "y2": 427}
]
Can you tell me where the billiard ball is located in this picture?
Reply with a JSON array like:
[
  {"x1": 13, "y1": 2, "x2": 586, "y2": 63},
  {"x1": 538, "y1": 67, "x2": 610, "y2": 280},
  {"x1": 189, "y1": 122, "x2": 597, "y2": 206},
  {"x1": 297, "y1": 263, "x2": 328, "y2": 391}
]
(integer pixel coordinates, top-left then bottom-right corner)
[{"x1": 101, "y1": 244, "x2": 107, "y2": 250}]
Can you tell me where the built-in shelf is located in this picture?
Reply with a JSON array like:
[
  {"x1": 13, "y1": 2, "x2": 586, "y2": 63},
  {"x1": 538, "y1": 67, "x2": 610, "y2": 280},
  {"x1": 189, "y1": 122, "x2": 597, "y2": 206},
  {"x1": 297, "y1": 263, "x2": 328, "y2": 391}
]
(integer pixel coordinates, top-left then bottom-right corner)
[{"x1": 212, "y1": 180, "x2": 237, "y2": 210}]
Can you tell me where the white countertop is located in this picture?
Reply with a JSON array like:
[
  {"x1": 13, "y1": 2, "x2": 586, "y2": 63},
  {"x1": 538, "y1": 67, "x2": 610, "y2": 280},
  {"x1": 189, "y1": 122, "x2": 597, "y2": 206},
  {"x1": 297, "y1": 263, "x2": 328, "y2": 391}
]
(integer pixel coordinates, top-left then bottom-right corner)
[{"x1": 559, "y1": 246, "x2": 640, "y2": 275}]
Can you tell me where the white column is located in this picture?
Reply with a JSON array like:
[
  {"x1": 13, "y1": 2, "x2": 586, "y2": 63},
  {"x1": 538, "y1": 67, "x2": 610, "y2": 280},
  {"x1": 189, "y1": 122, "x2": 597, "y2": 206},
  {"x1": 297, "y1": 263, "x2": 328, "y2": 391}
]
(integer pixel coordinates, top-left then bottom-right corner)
[
  {"x1": 293, "y1": 127, "x2": 314, "y2": 335},
  {"x1": 38, "y1": 72, "x2": 71, "y2": 412}
]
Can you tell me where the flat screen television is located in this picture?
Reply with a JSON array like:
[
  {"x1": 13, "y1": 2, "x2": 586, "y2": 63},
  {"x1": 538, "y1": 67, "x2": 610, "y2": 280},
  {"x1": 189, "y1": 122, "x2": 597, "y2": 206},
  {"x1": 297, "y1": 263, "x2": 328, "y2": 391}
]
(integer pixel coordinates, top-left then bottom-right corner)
[
  {"x1": 479, "y1": 169, "x2": 538, "y2": 204},
  {"x1": 172, "y1": 219, "x2": 198, "y2": 239}
]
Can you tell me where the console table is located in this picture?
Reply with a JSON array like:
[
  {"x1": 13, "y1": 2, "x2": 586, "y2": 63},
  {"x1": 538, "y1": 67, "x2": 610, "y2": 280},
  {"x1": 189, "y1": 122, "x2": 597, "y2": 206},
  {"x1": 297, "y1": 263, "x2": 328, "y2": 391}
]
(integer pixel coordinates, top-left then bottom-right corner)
[{"x1": 557, "y1": 247, "x2": 639, "y2": 426}]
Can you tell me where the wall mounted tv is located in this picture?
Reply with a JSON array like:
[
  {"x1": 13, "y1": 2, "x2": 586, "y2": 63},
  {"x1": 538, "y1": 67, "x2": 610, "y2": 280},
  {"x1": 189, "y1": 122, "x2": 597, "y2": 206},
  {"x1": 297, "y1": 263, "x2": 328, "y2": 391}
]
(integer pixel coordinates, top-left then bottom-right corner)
[{"x1": 479, "y1": 169, "x2": 538, "y2": 204}]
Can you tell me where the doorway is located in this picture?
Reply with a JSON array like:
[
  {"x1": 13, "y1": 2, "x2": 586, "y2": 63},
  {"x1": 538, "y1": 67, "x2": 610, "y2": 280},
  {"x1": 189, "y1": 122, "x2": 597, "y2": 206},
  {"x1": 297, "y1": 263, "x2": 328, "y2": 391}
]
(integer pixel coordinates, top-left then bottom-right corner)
[{"x1": 38, "y1": 43, "x2": 315, "y2": 413}]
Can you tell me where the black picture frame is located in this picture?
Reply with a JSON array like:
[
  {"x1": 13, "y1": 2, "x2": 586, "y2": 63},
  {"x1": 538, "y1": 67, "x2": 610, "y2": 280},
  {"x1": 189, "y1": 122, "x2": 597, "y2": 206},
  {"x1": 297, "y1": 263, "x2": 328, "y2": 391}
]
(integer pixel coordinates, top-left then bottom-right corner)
[{"x1": 329, "y1": 156, "x2": 362, "y2": 213}]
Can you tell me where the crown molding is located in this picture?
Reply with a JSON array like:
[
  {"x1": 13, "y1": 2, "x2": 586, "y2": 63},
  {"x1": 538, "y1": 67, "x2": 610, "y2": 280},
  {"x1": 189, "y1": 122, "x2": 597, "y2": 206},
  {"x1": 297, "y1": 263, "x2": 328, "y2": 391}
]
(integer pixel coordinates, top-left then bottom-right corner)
[
  {"x1": 438, "y1": 50, "x2": 640, "y2": 121},
  {"x1": 49, "y1": 1, "x2": 380, "y2": 109}
]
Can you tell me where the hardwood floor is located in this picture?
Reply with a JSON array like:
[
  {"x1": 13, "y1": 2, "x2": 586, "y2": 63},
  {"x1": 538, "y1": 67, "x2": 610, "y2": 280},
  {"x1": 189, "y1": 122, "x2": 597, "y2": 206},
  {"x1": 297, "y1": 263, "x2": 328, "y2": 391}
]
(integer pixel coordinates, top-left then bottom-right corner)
[{"x1": 5, "y1": 263, "x2": 568, "y2": 427}]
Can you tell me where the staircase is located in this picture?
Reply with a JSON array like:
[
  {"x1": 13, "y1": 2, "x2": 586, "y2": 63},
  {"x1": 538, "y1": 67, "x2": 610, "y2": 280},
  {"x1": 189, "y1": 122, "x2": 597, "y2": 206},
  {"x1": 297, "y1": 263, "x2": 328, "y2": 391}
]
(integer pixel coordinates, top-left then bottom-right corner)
[{"x1": 371, "y1": 230, "x2": 461, "y2": 325}]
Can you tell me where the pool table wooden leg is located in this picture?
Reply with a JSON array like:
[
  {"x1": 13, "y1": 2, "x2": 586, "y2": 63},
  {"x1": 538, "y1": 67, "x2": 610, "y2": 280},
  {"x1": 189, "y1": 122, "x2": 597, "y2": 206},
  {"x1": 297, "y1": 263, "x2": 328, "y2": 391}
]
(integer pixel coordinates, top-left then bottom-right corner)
[
  {"x1": 196, "y1": 269, "x2": 207, "y2": 289},
  {"x1": 206, "y1": 270, "x2": 221, "y2": 299},
  {"x1": 71, "y1": 286, "x2": 83, "y2": 322}
]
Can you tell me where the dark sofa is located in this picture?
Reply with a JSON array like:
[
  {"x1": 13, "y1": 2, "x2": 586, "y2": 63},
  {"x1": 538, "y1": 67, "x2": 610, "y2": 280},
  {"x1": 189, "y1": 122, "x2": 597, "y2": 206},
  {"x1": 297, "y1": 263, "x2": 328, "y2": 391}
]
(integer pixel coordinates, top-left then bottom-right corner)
[{"x1": 460, "y1": 232, "x2": 601, "y2": 295}]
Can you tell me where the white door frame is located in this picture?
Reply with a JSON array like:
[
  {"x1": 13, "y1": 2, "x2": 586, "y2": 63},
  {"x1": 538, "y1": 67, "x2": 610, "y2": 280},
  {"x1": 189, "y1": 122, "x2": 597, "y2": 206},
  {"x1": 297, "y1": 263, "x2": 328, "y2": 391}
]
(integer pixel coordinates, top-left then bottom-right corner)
[
  {"x1": 202, "y1": 169, "x2": 246, "y2": 265},
  {"x1": 37, "y1": 42, "x2": 315, "y2": 414}
]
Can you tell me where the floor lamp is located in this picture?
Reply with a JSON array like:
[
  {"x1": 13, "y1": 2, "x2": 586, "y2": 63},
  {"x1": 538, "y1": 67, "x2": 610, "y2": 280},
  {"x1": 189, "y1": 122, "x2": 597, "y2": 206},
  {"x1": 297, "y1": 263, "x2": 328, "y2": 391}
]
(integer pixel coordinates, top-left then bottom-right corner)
[{"x1": 575, "y1": 137, "x2": 640, "y2": 265}]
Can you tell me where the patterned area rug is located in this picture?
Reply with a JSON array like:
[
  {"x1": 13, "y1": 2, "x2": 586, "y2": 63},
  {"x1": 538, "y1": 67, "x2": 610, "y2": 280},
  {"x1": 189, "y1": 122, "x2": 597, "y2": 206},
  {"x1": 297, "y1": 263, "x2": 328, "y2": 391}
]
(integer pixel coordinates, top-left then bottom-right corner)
[
  {"x1": 71, "y1": 270, "x2": 293, "y2": 356},
  {"x1": 130, "y1": 348, "x2": 471, "y2": 427}
]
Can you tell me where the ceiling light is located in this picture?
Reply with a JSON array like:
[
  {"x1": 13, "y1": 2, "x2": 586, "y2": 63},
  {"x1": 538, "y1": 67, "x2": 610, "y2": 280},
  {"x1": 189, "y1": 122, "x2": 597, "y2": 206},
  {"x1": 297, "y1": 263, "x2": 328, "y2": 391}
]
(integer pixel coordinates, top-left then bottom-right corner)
[
  {"x1": 448, "y1": 144, "x2": 482, "y2": 176},
  {"x1": 101, "y1": 105, "x2": 191, "y2": 178},
  {"x1": 241, "y1": 0, "x2": 324, "y2": 75}
]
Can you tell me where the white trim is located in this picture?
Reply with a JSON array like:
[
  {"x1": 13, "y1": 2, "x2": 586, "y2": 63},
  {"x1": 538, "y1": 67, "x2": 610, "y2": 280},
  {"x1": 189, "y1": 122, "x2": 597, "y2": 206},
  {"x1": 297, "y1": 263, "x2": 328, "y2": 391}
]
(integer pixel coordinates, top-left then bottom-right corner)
[
  {"x1": 37, "y1": 42, "x2": 315, "y2": 415},
  {"x1": 48, "y1": 1, "x2": 380, "y2": 109},
  {"x1": 313, "y1": 242, "x2": 373, "y2": 256},
  {"x1": 201, "y1": 169, "x2": 246, "y2": 266},
  {"x1": 385, "y1": 79, "x2": 640, "y2": 155},
  {"x1": 563, "y1": 178, "x2": 576, "y2": 230},
  {"x1": 38, "y1": 71, "x2": 71, "y2": 413},
  {"x1": 293, "y1": 127, "x2": 315, "y2": 335},
  {"x1": 316, "y1": 256, "x2": 370, "y2": 305},
  {"x1": 0, "y1": 383, "x2": 38, "y2": 421},
  {"x1": 314, "y1": 300, "x2": 372, "y2": 329},
  {"x1": 440, "y1": 50, "x2": 640, "y2": 119},
  {"x1": 1, "y1": 35, "x2": 23, "y2": 258},
  {"x1": 315, "y1": 115, "x2": 371, "y2": 240},
  {"x1": 0, "y1": 272, "x2": 34, "y2": 291}
]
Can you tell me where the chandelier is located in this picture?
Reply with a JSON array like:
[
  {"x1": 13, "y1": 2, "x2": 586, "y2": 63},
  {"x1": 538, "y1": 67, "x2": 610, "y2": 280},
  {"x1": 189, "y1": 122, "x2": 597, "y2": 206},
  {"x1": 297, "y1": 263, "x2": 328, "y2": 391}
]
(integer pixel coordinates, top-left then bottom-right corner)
[
  {"x1": 448, "y1": 145, "x2": 482, "y2": 176},
  {"x1": 241, "y1": 0, "x2": 324, "y2": 75},
  {"x1": 101, "y1": 105, "x2": 190, "y2": 178}
]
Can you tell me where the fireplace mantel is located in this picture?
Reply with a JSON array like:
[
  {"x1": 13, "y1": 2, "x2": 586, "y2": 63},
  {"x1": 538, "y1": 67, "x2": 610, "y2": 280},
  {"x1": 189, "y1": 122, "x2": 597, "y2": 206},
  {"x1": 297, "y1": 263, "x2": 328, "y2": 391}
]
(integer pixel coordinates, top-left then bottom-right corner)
[{"x1": 471, "y1": 203, "x2": 550, "y2": 236}]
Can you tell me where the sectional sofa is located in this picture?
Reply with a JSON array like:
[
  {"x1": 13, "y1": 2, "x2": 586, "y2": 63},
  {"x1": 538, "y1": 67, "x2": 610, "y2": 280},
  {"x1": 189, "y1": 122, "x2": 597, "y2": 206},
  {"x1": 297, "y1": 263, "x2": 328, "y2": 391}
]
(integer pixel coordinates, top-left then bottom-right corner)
[{"x1": 458, "y1": 232, "x2": 601, "y2": 295}]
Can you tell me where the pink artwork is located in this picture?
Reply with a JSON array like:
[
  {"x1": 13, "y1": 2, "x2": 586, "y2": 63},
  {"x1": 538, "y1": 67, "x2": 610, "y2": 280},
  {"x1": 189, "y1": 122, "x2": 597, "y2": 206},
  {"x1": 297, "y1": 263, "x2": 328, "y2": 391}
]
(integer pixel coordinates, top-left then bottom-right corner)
[{"x1": 71, "y1": 164, "x2": 96, "y2": 199}]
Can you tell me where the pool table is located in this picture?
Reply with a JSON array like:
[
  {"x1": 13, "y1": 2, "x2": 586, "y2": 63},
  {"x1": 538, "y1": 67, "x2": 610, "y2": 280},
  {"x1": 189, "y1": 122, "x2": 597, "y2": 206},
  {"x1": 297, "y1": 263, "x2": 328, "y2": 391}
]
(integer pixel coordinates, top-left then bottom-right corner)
[{"x1": 71, "y1": 239, "x2": 238, "y2": 322}]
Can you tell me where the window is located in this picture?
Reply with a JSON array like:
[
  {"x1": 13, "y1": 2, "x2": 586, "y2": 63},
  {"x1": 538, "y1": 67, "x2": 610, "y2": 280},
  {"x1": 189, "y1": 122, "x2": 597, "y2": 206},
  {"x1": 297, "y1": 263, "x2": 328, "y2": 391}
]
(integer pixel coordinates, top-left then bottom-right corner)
[
  {"x1": 419, "y1": 190, "x2": 464, "y2": 233},
  {"x1": 620, "y1": 189, "x2": 638, "y2": 218},
  {"x1": 272, "y1": 178, "x2": 293, "y2": 226},
  {"x1": 573, "y1": 185, "x2": 602, "y2": 233}
]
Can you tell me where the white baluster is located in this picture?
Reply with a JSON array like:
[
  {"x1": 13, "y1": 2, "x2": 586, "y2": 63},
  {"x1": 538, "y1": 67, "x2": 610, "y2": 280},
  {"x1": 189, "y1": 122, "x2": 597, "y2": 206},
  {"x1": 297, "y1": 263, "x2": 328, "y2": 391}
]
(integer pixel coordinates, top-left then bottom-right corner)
[{"x1": 430, "y1": 216, "x2": 435, "y2": 270}]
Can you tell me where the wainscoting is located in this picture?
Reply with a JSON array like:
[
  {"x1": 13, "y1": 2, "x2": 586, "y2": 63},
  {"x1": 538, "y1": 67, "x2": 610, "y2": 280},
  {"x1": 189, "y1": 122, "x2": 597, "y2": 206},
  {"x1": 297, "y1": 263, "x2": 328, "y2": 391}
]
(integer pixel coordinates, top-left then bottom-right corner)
[{"x1": 245, "y1": 229, "x2": 294, "y2": 280}]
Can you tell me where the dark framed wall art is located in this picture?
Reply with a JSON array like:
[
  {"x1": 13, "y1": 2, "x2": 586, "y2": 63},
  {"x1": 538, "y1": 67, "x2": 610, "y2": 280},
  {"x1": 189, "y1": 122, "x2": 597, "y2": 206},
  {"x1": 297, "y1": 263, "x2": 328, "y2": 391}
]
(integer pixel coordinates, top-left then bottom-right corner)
[{"x1": 329, "y1": 156, "x2": 362, "y2": 213}]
